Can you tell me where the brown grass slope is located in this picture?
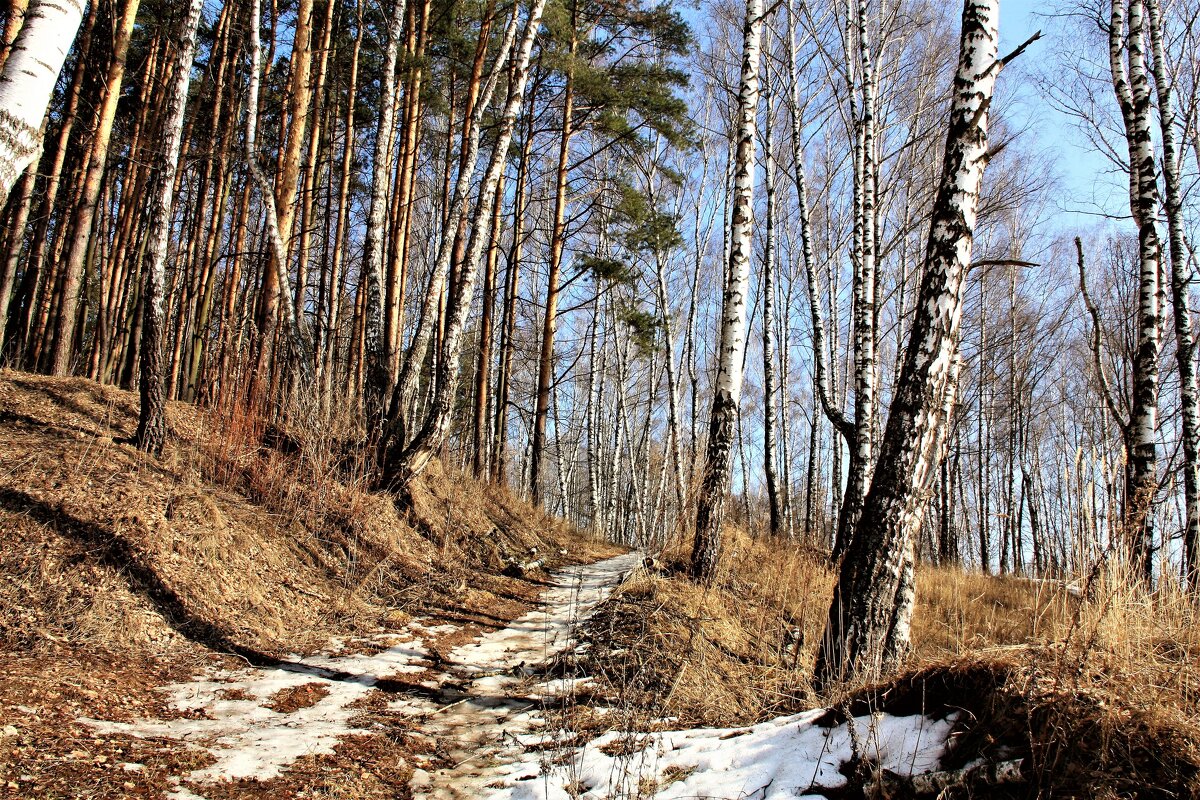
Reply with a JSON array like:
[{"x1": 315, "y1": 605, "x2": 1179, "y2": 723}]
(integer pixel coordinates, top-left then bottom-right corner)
[
  {"x1": 572, "y1": 530, "x2": 1200, "y2": 797},
  {"x1": 0, "y1": 371, "x2": 617, "y2": 798},
  {"x1": 0, "y1": 371, "x2": 616, "y2": 659}
]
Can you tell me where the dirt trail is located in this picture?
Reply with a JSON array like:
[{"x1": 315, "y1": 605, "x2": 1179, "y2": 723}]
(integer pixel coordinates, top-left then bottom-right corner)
[
  {"x1": 408, "y1": 552, "x2": 641, "y2": 799},
  {"x1": 81, "y1": 552, "x2": 641, "y2": 799}
]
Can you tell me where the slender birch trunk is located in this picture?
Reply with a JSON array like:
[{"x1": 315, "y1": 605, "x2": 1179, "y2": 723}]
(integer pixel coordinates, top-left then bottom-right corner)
[
  {"x1": 134, "y1": 0, "x2": 206, "y2": 454},
  {"x1": 362, "y1": 0, "x2": 408, "y2": 438},
  {"x1": 786, "y1": 0, "x2": 854, "y2": 546},
  {"x1": 381, "y1": 0, "x2": 547, "y2": 487},
  {"x1": 1146, "y1": 0, "x2": 1199, "y2": 588},
  {"x1": 1109, "y1": 0, "x2": 1162, "y2": 582},
  {"x1": 691, "y1": 0, "x2": 764, "y2": 583},
  {"x1": 385, "y1": 3, "x2": 523, "y2": 453},
  {"x1": 835, "y1": 0, "x2": 880, "y2": 560},
  {"x1": 761, "y1": 40, "x2": 782, "y2": 537}
]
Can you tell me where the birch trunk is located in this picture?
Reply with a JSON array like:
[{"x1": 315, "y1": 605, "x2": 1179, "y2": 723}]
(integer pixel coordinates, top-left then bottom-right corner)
[
  {"x1": 786, "y1": 0, "x2": 854, "y2": 545},
  {"x1": 381, "y1": 0, "x2": 547, "y2": 487},
  {"x1": 832, "y1": 0, "x2": 880, "y2": 560},
  {"x1": 1109, "y1": 0, "x2": 1162, "y2": 582},
  {"x1": 1146, "y1": 0, "x2": 1199, "y2": 588},
  {"x1": 0, "y1": 0, "x2": 85, "y2": 208},
  {"x1": 362, "y1": 0, "x2": 407, "y2": 438},
  {"x1": 134, "y1": 0, "x2": 206, "y2": 454},
  {"x1": 815, "y1": 0, "x2": 1002, "y2": 686},
  {"x1": 385, "y1": 1, "x2": 523, "y2": 455},
  {"x1": 691, "y1": 0, "x2": 764, "y2": 583},
  {"x1": 762, "y1": 66, "x2": 782, "y2": 537}
]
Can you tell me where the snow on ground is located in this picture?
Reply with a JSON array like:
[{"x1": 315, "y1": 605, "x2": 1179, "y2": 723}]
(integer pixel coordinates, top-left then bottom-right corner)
[
  {"x1": 407, "y1": 552, "x2": 643, "y2": 800},
  {"x1": 74, "y1": 553, "x2": 642, "y2": 799},
  {"x1": 491, "y1": 708, "x2": 959, "y2": 800},
  {"x1": 449, "y1": 555, "x2": 643, "y2": 676},
  {"x1": 80, "y1": 626, "x2": 449, "y2": 783},
  {"x1": 72, "y1": 550, "x2": 964, "y2": 800}
]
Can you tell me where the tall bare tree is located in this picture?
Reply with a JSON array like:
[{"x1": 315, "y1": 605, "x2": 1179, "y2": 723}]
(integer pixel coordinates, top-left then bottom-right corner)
[
  {"x1": 135, "y1": 0, "x2": 208, "y2": 454},
  {"x1": 691, "y1": 0, "x2": 764, "y2": 583},
  {"x1": 815, "y1": 0, "x2": 1012, "y2": 686}
]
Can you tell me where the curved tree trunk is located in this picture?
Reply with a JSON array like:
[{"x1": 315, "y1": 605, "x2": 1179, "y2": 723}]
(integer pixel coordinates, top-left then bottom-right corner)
[
  {"x1": 815, "y1": 0, "x2": 1003, "y2": 687},
  {"x1": 244, "y1": 0, "x2": 314, "y2": 382},
  {"x1": 380, "y1": 0, "x2": 548, "y2": 488},
  {"x1": 362, "y1": 0, "x2": 409, "y2": 440}
]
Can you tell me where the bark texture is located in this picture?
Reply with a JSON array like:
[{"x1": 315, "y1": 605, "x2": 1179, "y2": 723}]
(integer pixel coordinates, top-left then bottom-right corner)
[
  {"x1": 0, "y1": 0, "x2": 86, "y2": 208},
  {"x1": 815, "y1": 0, "x2": 1001, "y2": 686},
  {"x1": 135, "y1": 0, "x2": 206, "y2": 454}
]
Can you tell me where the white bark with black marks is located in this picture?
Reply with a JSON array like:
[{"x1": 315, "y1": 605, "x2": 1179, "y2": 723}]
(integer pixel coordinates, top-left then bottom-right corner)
[
  {"x1": 1145, "y1": 0, "x2": 1199, "y2": 588},
  {"x1": 0, "y1": 0, "x2": 85, "y2": 208},
  {"x1": 382, "y1": 0, "x2": 547, "y2": 487},
  {"x1": 691, "y1": 0, "x2": 764, "y2": 582},
  {"x1": 362, "y1": 0, "x2": 408, "y2": 439},
  {"x1": 816, "y1": 0, "x2": 1003, "y2": 687},
  {"x1": 135, "y1": 0, "x2": 207, "y2": 454},
  {"x1": 1108, "y1": 0, "x2": 1162, "y2": 582}
]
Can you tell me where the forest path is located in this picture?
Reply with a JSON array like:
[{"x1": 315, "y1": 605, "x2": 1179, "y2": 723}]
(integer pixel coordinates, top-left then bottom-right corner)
[
  {"x1": 79, "y1": 551, "x2": 641, "y2": 799},
  {"x1": 407, "y1": 551, "x2": 642, "y2": 799}
]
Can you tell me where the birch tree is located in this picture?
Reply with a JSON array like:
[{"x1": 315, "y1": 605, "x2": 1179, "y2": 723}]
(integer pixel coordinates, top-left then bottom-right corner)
[
  {"x1": 815, "y1": 0, "x2": 1014, "y2": 685},
  {"x1": 379, "y1": 0, "x2": 548, "y2": 488},
  {"x1": 362, "y1": 0, "x2": 408, "y2": 440},
  {"x1": 0, "y1": 0, "x2": 85, "y2": 208},
  {"x1": 691, "y1": 0, "x2": 764, "y2": 583},
  {"x1": 134, "y1": 0, "x2": 207, "y2": 454},
  {"x1": 1102, "y1": 0, "x2": 1163, "y2": 582},
  {"x1": 1146, "y1": 0, "x2": 1199, "y2": 587},
  {"x1": 243, "y1": 0, "x2": 314, "y2": 377}
]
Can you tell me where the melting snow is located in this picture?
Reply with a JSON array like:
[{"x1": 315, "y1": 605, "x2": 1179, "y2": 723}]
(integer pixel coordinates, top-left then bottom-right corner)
[
  {"x1": 81, "y1": 631, "x2": 435, "y2": 782},
  {"x1": 75, "y1": 553, "x2": 642, "y2": 798},
  {"x1": 492, "y1": 709, "x2": 958, "y2": 799},
  {"x1": 73, "y1": 551, "x2": 961, "y2": 799}
]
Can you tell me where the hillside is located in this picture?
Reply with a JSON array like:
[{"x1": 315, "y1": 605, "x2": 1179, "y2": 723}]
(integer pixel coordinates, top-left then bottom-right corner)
[
  {"x1": 2, "y1": 373, "x2": 1199, "y2": 799},
  {"x1": 0, "y1": 372, "x2": 619, "y2": 797}
]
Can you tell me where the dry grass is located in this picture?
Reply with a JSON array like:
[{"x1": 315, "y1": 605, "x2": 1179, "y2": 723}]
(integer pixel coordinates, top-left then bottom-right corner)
[
  {"x1": 0, "y1": 370, "x2": 614, "y2": 662},
  {"x1": 573, "y1": 527, "x2": 1200, "y2": 795},
  {"x1": 0, "y1": 370, "x2": 623, "y2": 798}
]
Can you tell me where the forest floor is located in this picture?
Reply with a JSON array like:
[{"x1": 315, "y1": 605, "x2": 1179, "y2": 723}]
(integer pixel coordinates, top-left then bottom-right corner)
[{"x1": 2, "y1": 372, "x2": 1200, "y2": 798}]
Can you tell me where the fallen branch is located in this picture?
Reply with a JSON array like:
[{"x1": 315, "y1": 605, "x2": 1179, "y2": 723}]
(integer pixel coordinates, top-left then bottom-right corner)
[{"x1": 874, "y1": 758, "x2": 1025, "y2": 797}]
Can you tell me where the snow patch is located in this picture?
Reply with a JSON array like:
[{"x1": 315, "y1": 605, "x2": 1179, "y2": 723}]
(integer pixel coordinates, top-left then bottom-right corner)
[
  {"x1": 81, "y1": 631, "x2": 434, "y2": 783},
  {"x1": 491, "y1": 709, "x2": 959, "y2": 799}
]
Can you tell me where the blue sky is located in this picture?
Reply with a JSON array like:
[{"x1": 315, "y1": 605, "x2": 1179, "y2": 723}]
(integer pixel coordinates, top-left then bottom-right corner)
[{"x1": 998, "y1": 0, "x2": 1123, "y2": 235}]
